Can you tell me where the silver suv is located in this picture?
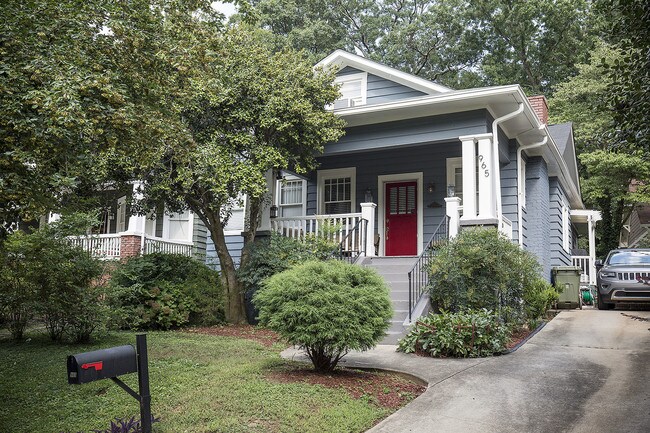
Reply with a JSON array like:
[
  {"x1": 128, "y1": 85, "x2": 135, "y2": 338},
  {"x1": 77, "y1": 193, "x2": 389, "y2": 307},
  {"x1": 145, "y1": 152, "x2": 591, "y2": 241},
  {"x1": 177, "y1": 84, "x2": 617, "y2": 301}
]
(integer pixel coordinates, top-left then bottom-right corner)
[{"x1": 596, "y1": 249, "x2": 650, "y2": 309}]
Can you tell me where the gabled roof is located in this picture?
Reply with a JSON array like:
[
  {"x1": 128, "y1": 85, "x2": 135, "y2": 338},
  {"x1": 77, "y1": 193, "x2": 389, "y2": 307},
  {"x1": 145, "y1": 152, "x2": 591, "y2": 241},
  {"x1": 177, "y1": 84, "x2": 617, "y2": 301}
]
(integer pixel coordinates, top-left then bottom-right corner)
[
  {"x1": 316, "y1": 50, "x2": 453, "y2": 95},
  {"x1": 548, "y1": 122, "x2": 581, "y2": 198}
]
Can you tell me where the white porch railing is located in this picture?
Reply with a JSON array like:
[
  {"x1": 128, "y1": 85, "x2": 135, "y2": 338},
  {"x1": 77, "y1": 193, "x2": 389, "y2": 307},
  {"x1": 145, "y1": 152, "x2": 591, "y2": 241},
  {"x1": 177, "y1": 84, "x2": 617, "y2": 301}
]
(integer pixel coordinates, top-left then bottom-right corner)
[
  {"x1": 270, "y1": 213, "x2": 367, "y2": 253},
  {"x1": 572, "y1": 255, "x2": 594, "y2": 285},
  {"x1": 143, "y1": 236, "x2": 193, "y2": 256},
  {"x1": 68, "y1": 234, "x2": 121, "y2": 259}
]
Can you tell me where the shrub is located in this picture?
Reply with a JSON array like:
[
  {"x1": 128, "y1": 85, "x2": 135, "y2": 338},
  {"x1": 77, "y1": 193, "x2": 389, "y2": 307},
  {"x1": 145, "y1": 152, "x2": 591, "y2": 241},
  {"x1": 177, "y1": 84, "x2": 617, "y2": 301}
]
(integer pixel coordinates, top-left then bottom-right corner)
[
  {"x1": 429, "y1": 228, "x2": 542, "y2": 324},
  {"x1": 109, "y1": 253, "x2": 223, "y2": 330},
  {"x1": 397, "y1": 309, "x2": 510, "y2": 358},
  {"x1": 237, "y1": 232, "x2": 339, "y2": 323},
  {"x1": 0, "y1": 221, "x2": 105, "y2": 342},
  {"x1": 523, "y1": 279, "x2": 560, "y2": 329},
  {"x1": 254, "y1": 260, "x2": 392, "y2": 372}
]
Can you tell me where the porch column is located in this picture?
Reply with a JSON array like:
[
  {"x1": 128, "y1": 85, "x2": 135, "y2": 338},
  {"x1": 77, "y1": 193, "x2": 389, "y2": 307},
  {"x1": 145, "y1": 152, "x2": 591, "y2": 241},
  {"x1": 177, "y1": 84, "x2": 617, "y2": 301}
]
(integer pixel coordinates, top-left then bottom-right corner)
[
  {"x1": 477, "y1": 136, "x2": 496, "y2": 219},
  {"x1": 126, "y1": 182, "x2": 146, "y2": 235},
  {"x1": 124, "y1": 181, "x2": 146, "y2": 256},
  {"x1": 460, "y1": 136, "x2": 477, "y2": 219},
  {"x1": 445, "y1": 197, "x2": 461, "y2": 239},
  {"x1": 588, "y1": 214, "x2": 597, "y2": 285},
  {"x1": 361, "y1": 202, "x2": 377, "y2": 256},
  {"x1": 258, "y1": 170, "x2": 274, "y2": 233}
]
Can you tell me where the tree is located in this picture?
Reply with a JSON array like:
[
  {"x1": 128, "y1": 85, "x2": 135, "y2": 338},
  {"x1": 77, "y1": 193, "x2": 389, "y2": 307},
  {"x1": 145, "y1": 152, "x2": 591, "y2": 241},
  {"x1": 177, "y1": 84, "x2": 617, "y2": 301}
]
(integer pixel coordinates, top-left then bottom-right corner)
[
  {"x1": 139, "y1": 25, "x2": 344, "y2": 323},
  {"x1": 0, "y1": 0, "x2": 208, "y2": 233}
]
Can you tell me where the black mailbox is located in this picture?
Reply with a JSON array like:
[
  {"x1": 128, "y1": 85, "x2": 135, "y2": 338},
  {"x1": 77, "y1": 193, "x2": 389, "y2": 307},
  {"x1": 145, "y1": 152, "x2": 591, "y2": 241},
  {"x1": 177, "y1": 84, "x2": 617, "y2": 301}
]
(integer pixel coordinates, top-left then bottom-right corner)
[{"x1": 67, "y1": 345, "x2": 137, "y2": 384}]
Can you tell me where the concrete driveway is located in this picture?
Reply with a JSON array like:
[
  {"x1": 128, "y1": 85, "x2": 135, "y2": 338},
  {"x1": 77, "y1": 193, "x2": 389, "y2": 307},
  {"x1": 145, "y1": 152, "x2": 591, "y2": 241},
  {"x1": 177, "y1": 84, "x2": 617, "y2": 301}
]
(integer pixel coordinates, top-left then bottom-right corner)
[{"x1": 283, "y1": 308, "x2": 650, "y2": 432}]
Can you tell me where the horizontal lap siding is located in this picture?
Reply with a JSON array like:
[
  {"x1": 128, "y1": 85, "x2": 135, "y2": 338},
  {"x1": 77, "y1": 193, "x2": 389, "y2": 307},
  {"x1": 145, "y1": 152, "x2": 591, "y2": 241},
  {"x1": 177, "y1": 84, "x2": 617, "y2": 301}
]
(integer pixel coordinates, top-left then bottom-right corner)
[
  {"x1": 324, "y1": 110, "x2": 489, "y2": 156},
  {"x1": 499, "y1": 139, "x2": 519, "y2": 243},
  {"x1": 525, "y1": 156, "x2": 551, "y2": 280},
  {"x1": 315, "y1": 142, "x2": 461, "y2": 252},
  {"x1": 192, "y1": 214, "x2": 208, "y2": 261},
  {"x1": 549, "y1": 178, "x2": 571, "y2": 268},
  {"x1": 205, "y1": 234, "x2": 244, "y2": 271},
  {"x1": 337, "y1": 66, "x2": 427, "y2": 105}
]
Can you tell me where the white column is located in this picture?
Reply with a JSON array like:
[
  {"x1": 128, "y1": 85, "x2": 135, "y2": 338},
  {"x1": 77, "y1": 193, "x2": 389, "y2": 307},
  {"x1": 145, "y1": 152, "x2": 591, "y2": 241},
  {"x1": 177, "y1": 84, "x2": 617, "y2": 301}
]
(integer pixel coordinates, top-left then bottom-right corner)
[
  {"x1": 588, "y1": 215, "x2": 597, "y2": 286},
  {"x1": 460, "y1": 137, "x2": 477, "y2": 220},
  {"x1": 126, "y1": 182, "x2": 146, "y2": 234},
  {"x1": 258, "y1": 170, "x2": 274, "y2": 232},
  {"x1": 477, "y1": 136, "x2": 496, "y2": 219},
  {"x1": 361, "y1": 202, "x2": 377, "y2": 256},
  {"x1": 445, "y1": 197, "x2": 461, "y2": 239}
]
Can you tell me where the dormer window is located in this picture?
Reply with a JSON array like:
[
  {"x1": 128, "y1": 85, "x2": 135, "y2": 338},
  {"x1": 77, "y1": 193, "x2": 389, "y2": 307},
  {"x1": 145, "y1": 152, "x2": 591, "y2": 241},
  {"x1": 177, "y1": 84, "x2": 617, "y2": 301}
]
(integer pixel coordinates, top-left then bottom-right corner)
[{"x1": 333, "y1": 72, "x2": 367, "y2": 109}]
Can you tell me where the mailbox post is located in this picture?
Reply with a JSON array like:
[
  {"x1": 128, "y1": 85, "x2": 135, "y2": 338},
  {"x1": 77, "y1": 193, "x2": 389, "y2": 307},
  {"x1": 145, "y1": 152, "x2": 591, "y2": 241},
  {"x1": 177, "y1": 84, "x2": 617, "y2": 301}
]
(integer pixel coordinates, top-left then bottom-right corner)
[{"x1": 67, "y1": 333, "x2": 153, "y2": 433}]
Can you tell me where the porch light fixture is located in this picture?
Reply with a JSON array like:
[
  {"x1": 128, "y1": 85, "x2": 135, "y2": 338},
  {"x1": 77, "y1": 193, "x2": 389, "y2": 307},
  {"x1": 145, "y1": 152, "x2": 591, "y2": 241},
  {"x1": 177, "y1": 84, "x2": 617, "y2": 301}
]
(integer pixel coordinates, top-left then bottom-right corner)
[
  {"x1": 270, "y1": 205, "x2": 278, "y2": 219},
  {"x1": 447, "y1": 185, "x2": 456, "y2": 197},
  {"x1": 364, "y1": 187, "x2": 373, "y2": 203},
  {"x1": 275, "y1": 170, "x2": 284, "y2": 180},
  {"x1": 427, "y1": 182, "x2": 435, "y2": 193}
]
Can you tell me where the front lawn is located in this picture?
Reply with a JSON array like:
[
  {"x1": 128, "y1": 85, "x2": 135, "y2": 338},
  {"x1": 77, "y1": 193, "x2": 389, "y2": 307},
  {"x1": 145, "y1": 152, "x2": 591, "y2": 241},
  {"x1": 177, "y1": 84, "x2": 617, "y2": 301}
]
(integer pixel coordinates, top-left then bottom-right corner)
[{"x1": 0, "y1": 328, "x2": 419, "y2": 432}]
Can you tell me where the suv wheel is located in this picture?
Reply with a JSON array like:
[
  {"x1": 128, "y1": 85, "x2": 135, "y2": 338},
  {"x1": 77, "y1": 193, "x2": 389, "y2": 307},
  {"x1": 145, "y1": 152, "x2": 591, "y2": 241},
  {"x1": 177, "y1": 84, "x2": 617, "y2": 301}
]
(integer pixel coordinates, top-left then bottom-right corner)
[{"x1": 597, "y1": 293, "x2": 614, "y2": 310}]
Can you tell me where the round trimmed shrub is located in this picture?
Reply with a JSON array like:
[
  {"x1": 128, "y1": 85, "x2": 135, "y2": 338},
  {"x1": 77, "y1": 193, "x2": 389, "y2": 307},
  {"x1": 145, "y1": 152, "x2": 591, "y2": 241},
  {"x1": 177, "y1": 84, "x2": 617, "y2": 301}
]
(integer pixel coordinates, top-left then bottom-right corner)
[{"x1": 254, "y1": 260, "x2": 392, "y2": 372}]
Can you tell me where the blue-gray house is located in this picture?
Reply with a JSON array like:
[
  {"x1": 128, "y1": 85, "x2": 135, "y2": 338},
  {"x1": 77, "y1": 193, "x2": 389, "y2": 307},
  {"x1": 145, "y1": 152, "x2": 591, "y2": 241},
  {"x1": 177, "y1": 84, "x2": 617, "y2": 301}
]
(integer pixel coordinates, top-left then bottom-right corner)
[{"x1": 209, "y1": 50, "x2": 600, "y2": 333}]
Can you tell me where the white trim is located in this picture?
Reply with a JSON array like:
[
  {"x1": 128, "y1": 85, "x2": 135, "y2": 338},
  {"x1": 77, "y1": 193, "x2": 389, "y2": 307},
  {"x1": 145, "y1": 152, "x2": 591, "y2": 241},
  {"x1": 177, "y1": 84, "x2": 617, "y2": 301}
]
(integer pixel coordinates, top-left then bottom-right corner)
[
  {"x1": 446, "y1": 157, "x2": 463, "y2": 201},
  {"x1": 334, "y1": 72, "x2": 367, "y2": 107},
  {"x1": 317, "y1": 49, "x2": 452, "y2": 94},
  {"x1": 162, "y1": 209, "x2": 194, "y2": 242},
  {"x1": 562, "y1": 205, "x2": 570, "y2": 252},
  {"x1": 275, "y1": 175, "x2": 307, "y2": 217},
  {"x1": 377, "y1": 172, "x2": 424, "y2": 256},
  {"x1": 224, "y1": 195, "x2": 247, "y2": 236},
  {"x1": 116, "y1": 196, "x2": 127, "y2": 233},
  {"x1": 317, "y1": 167, "x2": 357, "y2": 214}
]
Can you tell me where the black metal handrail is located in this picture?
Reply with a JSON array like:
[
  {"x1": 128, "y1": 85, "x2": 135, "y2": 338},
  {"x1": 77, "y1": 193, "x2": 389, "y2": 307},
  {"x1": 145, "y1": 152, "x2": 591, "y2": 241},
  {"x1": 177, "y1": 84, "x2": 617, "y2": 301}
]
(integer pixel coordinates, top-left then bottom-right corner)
[
  {"x1": 335, "y1": 218, "x2": 368, "y2": 264},
  {"x1": 407, "y1": 215, "x2": 450, "y2": 322}
]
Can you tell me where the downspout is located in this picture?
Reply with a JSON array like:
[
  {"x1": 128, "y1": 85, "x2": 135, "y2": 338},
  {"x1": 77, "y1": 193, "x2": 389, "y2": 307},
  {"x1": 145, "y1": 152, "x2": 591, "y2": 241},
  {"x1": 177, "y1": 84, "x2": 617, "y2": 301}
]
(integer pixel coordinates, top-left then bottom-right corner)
[
  {"x1": 492, "y1": 103, "x2": 524, "y2": 225},
  {"x1": 517, "y1": 124, "x2": 548, "y2": 246}
]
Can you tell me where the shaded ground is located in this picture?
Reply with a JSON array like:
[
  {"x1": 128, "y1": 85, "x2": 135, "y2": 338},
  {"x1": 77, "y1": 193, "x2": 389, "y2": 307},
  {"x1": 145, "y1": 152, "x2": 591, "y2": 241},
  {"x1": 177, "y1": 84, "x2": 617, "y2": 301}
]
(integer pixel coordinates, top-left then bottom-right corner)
[{"x1": 190, "y1": 324, "x2": 426, "y2": 410}]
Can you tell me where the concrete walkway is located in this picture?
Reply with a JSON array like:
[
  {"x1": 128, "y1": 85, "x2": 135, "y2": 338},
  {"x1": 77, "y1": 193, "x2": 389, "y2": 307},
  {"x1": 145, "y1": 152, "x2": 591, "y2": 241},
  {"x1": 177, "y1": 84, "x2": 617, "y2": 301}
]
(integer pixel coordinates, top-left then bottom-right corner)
[{"x1": 281, "y1": 309, "x2": 650, "y2": 433}]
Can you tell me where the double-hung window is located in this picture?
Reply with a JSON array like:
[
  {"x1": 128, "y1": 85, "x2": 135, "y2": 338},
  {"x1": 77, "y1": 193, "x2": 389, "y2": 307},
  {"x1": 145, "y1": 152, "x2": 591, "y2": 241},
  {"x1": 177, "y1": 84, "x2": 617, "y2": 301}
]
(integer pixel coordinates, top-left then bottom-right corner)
[
  {"x1": 318, "y1": 168, "x2": 356, "y2": 214},
  {"x1": 277, "y1": 176, "x2": 306, "y2": 217}
]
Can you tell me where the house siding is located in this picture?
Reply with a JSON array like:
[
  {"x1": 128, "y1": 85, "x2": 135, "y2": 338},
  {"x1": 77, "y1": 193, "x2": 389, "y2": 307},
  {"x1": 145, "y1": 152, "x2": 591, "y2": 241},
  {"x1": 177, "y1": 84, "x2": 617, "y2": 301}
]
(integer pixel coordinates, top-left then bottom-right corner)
[
  {"x1": 206, "y1": 234, "x2": 244, "y2": 271},
  {"x1": 312, "y1": 142, "x2": 461, "y2": 252},
  {"x1": 525, "y1": 156, "x2": 552, "y2": 280},
  {"x1": 337, "y1": 66, "x2": 427, "y2": 105},
  {"x1": 192, "y1": 214, "x2": 208, "y2": 260},
  {"x1": 324, "y1": 110, "x2": 489, "y2": 156},
  {"x1": 549, "y1": 178, "x2": 572, "y2": 269},
  {"x1": 499, "y1": 139, "x2": 519, "y2": 242}
]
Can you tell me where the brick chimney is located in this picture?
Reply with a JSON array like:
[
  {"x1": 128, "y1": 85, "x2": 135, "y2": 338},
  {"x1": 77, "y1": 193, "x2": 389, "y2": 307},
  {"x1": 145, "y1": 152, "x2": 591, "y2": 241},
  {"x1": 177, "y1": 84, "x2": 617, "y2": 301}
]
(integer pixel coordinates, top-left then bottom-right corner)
[{"x1": 527, "y1": 95, "x2": 548, "y2": 125}]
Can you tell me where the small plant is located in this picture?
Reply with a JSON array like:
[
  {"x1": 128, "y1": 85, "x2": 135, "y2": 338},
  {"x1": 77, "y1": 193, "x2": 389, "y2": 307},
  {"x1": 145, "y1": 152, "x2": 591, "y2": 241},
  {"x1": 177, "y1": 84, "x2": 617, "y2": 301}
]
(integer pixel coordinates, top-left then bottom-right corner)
[
  {"x1": 523, "y1": 279, "x2": 560, "y2": 329},
  {"x1": 254, "y1": 260, "x2": 392, "y2": 372},
  {"x1": 108, "y1": 253, "x2": 223, "y2": 330},
  {"x1": 61, "y1": 415, "x2": 159, "y2": 433},
  {"x1": 397, "y1": 309, "x2": 510, "y2": 358}
]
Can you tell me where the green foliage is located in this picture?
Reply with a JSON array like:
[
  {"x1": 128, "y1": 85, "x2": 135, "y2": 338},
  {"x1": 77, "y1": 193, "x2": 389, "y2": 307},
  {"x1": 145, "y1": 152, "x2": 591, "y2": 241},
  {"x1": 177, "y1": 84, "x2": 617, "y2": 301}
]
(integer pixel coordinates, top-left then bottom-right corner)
[
  {"x1": 108, "y1": 253, "x2": 223, "y2": 330},
  {"x1": 397, "y1": 309, "x2": 510, "y2": 358},
  {"x1": 254, "y1": 260, "x2": 392, "y2": 371},
  {"x1": 0, "y1": 219, "x2": 105, "y2": 342},
  {"x1": 429, "y1": 228, "x2": 542, "y2": 325},
  {"x1": 523, "y1": 279, "x2": 559, "y2": 329},
  {"x1": 237, "y1": 232, "x2": 339, "y2": 292}
]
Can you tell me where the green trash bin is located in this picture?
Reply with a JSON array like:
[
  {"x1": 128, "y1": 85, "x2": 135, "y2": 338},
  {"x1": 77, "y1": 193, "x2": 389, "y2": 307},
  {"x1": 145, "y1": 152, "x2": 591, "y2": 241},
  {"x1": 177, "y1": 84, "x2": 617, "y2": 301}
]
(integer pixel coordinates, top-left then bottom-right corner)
[{"x1": 552, "y1": 266, "x2": 582, "y2": 309}]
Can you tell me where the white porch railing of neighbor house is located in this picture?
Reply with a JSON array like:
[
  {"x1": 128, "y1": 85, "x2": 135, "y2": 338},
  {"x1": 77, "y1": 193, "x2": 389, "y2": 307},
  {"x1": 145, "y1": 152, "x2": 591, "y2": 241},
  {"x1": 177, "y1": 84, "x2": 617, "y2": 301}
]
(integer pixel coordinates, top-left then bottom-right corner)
[
  {"x1": 143, "y1": 236, "x2": 193, "y2": 256},
  {"x1": 572, "y1": 255, "x2": 593, "y2": 285},
  {"x1": 68, "y1": 234, "x2": 122, "y2": 259}
]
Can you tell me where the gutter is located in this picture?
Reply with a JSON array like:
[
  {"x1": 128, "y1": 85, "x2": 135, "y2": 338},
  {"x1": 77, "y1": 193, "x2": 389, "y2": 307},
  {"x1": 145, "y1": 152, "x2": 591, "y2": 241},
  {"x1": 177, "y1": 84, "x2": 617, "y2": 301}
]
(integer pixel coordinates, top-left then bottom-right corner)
[
  {"x1": 517, "y1": 124, "x2": 548, "y2": 246},
  {"x1": 491, "y1": 103, "x2": 524, "y2": 225}
]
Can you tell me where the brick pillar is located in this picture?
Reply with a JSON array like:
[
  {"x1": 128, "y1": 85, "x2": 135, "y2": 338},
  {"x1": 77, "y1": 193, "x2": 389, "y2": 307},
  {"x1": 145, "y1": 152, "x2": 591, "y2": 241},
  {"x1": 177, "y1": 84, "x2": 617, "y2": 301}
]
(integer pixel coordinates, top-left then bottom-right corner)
[
  {"x1": 527, "y1": 95, "x2": 549, "y2": 125},
  {"x1": 120, "y1": 234, "x2": 142, "y2": 260}
]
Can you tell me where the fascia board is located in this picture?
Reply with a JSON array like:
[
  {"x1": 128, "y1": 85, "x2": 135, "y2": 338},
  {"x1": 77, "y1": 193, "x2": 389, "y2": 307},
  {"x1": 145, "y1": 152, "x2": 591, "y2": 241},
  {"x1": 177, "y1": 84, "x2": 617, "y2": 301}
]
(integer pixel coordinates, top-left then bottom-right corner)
[{"x1": 317, "y1": 49, "x2": 452, "y2": 95}]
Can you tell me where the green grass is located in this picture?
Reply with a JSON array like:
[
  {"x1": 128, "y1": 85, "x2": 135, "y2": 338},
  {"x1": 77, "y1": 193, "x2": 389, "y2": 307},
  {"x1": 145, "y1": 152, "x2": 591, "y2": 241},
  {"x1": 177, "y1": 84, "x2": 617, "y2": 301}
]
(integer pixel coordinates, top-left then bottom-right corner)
[{"x1": 0, "y1": 330, "x2": 392, "y2": 433}]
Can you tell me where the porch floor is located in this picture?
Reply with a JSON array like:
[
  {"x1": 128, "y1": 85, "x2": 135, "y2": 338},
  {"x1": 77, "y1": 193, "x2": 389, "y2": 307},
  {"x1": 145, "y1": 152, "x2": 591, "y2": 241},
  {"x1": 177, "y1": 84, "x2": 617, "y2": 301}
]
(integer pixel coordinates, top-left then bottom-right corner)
[{"x1": 362, "y1": 256, "x2": 418, "y2": 344}]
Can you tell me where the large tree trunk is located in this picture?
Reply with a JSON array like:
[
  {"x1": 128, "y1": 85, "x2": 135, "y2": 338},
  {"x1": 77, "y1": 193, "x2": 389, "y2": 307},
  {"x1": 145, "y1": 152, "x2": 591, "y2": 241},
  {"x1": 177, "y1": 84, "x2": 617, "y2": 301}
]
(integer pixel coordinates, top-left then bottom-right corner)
[{"x1": 204, "y1": 210, "x2": 247, "y2": 324}]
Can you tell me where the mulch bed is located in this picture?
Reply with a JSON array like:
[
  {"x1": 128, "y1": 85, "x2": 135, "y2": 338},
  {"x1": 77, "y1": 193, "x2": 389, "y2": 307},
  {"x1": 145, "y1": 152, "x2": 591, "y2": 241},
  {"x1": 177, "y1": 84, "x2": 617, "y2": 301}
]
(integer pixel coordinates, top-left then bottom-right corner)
[
  {"x1": 188, "y1": 324, "x2": 426, "y2": 408},
  {"x1": 266, "y1": 365, "x2": 426, "y2": 409}
]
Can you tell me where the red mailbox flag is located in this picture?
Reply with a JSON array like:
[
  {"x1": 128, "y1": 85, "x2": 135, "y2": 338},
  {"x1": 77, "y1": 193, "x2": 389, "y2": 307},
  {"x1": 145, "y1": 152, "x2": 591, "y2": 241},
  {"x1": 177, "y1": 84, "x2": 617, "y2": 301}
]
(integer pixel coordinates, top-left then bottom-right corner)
[{"x1": 81, "y1": 361, "x2": 103, "y2": 371}]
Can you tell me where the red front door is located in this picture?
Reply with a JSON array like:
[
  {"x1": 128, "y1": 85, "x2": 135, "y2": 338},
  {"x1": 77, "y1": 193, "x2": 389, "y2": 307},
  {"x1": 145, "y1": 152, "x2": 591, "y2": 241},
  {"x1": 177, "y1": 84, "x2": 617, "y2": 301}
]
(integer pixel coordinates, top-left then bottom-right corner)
[{"x1": 385, "y1": 181, "x2": 417, "y2": 256}]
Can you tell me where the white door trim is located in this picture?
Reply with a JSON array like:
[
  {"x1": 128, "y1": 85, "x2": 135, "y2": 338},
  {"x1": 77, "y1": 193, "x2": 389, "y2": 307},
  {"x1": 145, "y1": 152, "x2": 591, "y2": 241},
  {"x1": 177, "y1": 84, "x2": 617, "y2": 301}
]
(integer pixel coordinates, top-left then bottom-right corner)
[{"x1": 377, "y1": 172, "x2": 424, "y2": 256}]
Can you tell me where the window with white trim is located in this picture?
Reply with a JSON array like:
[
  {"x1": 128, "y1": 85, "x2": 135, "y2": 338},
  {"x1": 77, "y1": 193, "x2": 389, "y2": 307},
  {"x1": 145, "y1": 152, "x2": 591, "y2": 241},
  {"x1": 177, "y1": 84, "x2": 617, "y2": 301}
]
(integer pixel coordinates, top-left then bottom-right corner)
[
  {"x1": 562, "y1": 205, "x2": 570, "y2": 252},
  {"x1": 222, "y1": 195, "x2": 246, "y2": 235},
  {"x1": 167, "y1": 210, "x2": 192, "y2": 241},
  {"x1": 333, "y1": 72, "x2": 367, "y2": 109},
  {"x1": 277, "y1": 176, "x2": 306, "y2": 217},
  {"x1": 318, "y1": 168, "x2": 356, "y2": 214}
]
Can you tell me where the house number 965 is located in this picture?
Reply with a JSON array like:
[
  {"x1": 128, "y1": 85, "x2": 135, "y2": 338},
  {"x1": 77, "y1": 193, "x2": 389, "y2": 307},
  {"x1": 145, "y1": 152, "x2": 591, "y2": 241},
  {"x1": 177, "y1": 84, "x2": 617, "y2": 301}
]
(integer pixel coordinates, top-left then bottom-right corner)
[{"x1": 478, "y1": 155, "x2": 490, "y2": 177}]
